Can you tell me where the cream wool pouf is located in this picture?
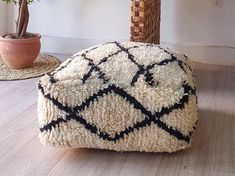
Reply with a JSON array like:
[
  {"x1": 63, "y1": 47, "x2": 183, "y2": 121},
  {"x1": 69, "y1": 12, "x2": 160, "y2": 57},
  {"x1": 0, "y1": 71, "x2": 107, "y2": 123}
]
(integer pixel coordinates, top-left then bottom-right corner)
[{"x1": 38, "y1": 41, "x2": 198, "y2": 153}]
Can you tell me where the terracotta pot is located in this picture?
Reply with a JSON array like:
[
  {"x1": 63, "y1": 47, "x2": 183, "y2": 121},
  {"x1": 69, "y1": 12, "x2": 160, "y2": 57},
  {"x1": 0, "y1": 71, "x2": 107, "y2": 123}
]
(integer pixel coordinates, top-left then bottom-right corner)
[{"x1": 0, "y1": 33, "x2": 41, "y2": 69}]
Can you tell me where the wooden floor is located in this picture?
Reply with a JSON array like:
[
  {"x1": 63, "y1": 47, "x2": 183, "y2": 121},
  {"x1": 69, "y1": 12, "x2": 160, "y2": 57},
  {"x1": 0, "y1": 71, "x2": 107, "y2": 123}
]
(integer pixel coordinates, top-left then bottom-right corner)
[{"x1": 0, "y1": 57, "x2": 235, "y2": 176}]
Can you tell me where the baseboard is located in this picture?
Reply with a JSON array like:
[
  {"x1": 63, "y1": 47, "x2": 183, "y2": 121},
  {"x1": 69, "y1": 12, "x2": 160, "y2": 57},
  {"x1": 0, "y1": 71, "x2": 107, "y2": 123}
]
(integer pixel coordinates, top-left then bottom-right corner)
[
  {"x1": 40, "y1": 35, "x2": 235, "y2": 66},
  {"x1": 161, "y1": 42, "x2": 235, "y2": 66}
]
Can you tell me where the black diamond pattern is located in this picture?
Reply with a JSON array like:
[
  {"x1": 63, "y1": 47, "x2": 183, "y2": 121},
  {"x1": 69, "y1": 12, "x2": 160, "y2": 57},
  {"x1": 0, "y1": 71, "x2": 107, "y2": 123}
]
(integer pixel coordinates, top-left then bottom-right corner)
[
  {"x1": 38, "y1": 42, "x2": 197, "y2": 143},
  {"x1": 39, "y1": 81, "x2": 196, "y2": 143},
  {"x1": 47, "y1": 42, "x2": 192, "y2": 86}
]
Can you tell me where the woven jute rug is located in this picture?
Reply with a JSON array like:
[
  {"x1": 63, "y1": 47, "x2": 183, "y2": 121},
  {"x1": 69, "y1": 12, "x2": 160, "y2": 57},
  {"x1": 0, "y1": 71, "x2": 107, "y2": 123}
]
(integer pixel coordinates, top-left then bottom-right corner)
[{"x1": 0, "y1": 54, "x2": 61, "y2": 81}]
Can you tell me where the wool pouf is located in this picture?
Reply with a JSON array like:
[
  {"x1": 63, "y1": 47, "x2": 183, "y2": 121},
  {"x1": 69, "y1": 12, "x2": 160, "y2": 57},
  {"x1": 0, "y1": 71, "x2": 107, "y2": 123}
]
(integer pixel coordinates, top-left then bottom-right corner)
[{"x1": 38, "y1": 42, "x2": 198, "y2": 153}]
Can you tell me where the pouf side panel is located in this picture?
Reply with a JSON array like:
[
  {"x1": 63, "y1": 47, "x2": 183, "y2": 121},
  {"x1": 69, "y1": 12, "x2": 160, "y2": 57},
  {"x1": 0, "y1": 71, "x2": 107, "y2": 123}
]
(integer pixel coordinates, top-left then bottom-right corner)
[
  {"x1": 38, "y1": 80, "x2": 196, "y2": 152},
  {"x1": 39, "y1": 120, "x2": 190, "y2": 153},
  {"x1": 161, "y1": 95, "x2": 198, "y2": 136}
]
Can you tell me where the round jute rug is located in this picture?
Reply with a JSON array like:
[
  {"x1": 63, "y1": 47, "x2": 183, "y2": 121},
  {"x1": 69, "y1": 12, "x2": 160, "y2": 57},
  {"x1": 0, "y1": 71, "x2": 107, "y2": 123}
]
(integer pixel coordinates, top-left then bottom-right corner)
[{"x1": 0, "y1": 54, "x2": 61, "y2": 81}]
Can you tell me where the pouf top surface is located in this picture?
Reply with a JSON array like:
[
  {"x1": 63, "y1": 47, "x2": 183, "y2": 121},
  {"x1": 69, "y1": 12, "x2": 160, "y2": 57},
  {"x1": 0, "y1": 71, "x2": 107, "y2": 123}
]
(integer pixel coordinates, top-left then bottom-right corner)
[{"x1": 46, "y1": 42, "x2": 194, "y2": 91}]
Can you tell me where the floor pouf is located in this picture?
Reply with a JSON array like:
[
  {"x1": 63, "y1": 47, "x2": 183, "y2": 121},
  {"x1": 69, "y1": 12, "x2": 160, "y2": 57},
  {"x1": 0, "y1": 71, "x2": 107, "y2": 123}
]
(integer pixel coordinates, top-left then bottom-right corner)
[{"x1": 38, "y1": 41, "x2": 198, "y2": 153}]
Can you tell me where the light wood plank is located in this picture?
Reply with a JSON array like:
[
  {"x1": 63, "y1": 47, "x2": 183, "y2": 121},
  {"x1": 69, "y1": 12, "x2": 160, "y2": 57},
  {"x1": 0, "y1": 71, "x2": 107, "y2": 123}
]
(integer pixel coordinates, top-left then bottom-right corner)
[{"x1": 0, "y1": 79, "x2": 38, "y2": 129}]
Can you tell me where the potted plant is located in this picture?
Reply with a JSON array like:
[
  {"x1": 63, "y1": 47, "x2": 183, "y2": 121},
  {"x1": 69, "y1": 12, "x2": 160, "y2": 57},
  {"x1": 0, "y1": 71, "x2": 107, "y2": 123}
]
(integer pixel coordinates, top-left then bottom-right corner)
[{"x1": 0, "y1": 0, "x2": 40, "y2": 69}]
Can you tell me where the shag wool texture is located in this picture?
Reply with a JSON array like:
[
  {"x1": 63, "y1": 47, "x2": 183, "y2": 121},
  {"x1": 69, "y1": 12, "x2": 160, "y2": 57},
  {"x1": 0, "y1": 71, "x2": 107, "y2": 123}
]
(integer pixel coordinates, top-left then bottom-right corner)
[{"x1": 38, "y1": 41, "x2": 198, "y2": 153}]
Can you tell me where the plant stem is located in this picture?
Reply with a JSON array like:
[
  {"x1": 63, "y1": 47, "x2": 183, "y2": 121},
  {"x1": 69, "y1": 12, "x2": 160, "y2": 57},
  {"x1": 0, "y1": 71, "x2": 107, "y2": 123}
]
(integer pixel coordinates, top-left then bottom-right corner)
[
  {"x1": 16, "y1": 0, "x2": 22, "y2": 33},
  {"x1": 16, "y1": 0, "x2": 29, "y2": 38}
]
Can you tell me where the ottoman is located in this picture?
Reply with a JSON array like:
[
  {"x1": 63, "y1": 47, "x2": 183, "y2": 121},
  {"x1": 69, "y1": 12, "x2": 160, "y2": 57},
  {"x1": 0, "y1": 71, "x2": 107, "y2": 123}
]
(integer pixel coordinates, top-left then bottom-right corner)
[{"x1": 38, "y1": 41, "x2": 198, "y2": 153}]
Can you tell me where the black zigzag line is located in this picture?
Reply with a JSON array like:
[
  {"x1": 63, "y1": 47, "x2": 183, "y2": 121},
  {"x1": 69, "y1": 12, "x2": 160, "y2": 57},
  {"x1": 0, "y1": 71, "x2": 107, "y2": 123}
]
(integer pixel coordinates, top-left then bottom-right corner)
[
  {"x1": 81, "y1": 43, "x2": 150, "y2": 84},
  {"x1": 130, "y1": 55, "x2": 178, "y2": 86},
  {"x1": 131, "y1": 69, "x2": 145, "y2": 86},
  {"x1": 38, "y1": 82, "x2": 72, "y2": 113},
  {"x1": 114, "y1": 42, "x2": 144, "y2": 69},
  {"x1": 158, "y1": 46, "x2": 192, "y2": 73},
  {"x1": 81, "y1": 54, "x2": 110, "y2": 84},
  {"x1": 39, "y1": 117, "x2": 68, "y2": 132},
  {"x1": 38, "y1": 83, "x2": 194, "y2": 142},
  {"x1": 115, "y1": 42, "x2": 154, "y2": 86},
  {"x1": 114, "y1": 42, "x2": 186, "y2": 86},
  {"x1": 116, "y1": 42, "x2": 180, "y2": 70},
  {"x1": 111, "y1": 85, "x2": 194, "y2": 142},
  {"x1": 95, "y1": 44, "x2": 148, "y2": 67},
  {"x1": 38, "y1": 83, "x2": 114, "y2": 133},
  {"x1": 47, "y1": 42, "x2": 117, "y2": 83},
  {"x1": 39, "y1": 82, "x2": 195, "y2": 142},
  {"x1": 81, "y1": 49, "x2": 125, "y2": 84},
  {"x1": 144, "y1": 70, "x2": 155, "y2": 86}
]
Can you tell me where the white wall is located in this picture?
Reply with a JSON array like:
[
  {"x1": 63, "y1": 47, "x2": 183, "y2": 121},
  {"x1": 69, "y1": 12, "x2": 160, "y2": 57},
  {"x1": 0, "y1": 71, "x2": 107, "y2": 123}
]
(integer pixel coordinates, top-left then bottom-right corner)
[
  {"x1": 5, "y1": 0, "x2": 235, "y2": 65},
  {"x1": 25, "y1": 0, "x2": 235, "y2": 46},
  {"x1": 7, "y1": 0, "x2": 130, "y2": 54},
  {"x1": 160, "y1": 0, "x2": 235, "y2": 65},
  {"x1": 0, "y1": 1, "x2": 7, "y2": 35},
  {"x1": 161, "y1": 0, "x2": 235, "y2": 47},
  {"x1": 28, "y1": 0, "x2": 130, "y2": 40}
]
